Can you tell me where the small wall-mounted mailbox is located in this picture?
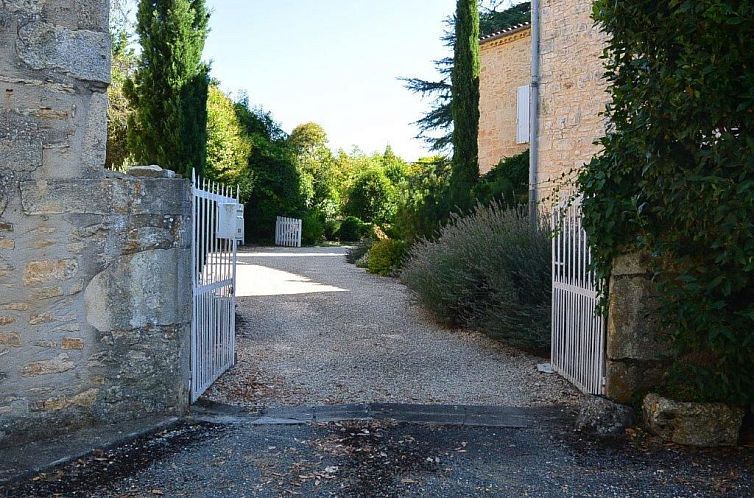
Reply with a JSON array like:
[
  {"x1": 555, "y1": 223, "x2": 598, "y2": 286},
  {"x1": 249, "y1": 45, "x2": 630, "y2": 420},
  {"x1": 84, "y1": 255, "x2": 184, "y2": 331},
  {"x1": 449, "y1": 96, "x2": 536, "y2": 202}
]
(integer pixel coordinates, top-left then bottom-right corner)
[{"x1": 216, "y1": 202, "x2": 240, "y2": 240}]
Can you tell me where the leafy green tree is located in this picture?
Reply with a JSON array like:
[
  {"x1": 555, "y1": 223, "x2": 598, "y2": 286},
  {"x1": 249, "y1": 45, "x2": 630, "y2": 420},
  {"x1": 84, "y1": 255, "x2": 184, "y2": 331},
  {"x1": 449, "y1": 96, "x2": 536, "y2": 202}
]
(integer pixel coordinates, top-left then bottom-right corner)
[
  {"x1": 234, "y1": 98, "x2": 307, "y2": 242},
  {"x1": 125, "y1": 0, "x2": 210, "y2": 176},
  {"x1": 344, "y1": 168, "x2": 398, "y2": 224},
  {"x1": 107, "y1": 30, "x2": 137, "y2": 170},
  {"x1": 288, "y1": 122, "x2": 339, "y2": 217},
  {"x1": 381, "y1": 145, "x2": 410, "y2": 184},
  {"x1": 205, "y1": 85, "x2": 252, "y2": 192},
  {"x1": 449, "y1": 0, "x2": 481, "y2": 211},
  {"x1": 394, "y1": 156, "x2": 452, "y2": 241}
]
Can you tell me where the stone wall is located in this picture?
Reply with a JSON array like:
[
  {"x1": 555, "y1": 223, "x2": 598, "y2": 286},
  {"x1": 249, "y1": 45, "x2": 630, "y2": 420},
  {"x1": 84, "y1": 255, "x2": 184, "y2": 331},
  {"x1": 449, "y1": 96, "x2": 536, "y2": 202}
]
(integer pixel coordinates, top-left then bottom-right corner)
[
  {"x1": 537, "y1": 0, "x2": 607, "y2": 197},
  {"x1": 0, "y1": 0, "x2": 191, "y2": 446},
  {"x1": 605, "y1": 254, "x2": 671, "y2": 404},
  {"x1": 478, "y1": 27, "x2": 531, "y2": 174}
]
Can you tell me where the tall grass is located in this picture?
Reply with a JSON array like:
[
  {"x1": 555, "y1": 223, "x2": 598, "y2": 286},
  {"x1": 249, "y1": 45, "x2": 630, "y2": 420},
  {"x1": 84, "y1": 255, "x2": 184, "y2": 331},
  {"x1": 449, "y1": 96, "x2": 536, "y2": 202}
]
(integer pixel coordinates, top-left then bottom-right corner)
[{"x1": 400, "y1": 202, "x2": 552, "y2": 352}]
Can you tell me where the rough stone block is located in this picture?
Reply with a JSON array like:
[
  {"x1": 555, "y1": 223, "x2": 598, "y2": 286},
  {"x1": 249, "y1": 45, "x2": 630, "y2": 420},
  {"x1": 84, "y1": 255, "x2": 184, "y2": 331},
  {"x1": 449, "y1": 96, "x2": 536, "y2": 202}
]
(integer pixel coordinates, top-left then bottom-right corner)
[
  {"x1": 16, "y1": 22, "x2": 110, "y2": 85},
  {"x1": 21, "y1": 354, "x2": 74, "y2": 376},
  {"x1": 0, "y1": 332, "x2": 21, "y2": 347},
  {"x1": 84, "y1": 248, "x2": 191, "y2": 332},
  {"x1": 605, "y1": 359, "x2": 667, "y2": 404},
  {"x1": 607, "y1": 275, "x2": 670, "y2": 361},
  {"x1": 612, "y1": 252, "x2": 651, "y2": 277},
  {"x1": 0, "y1": 316, "x2": 15, "y2": 325},
  {"x1": 127, "y1": 165, "x2": 177, "y2": 178},
  {"x1": 23, "y1": 259, "x2": 77, "y2": 285},
  {"x1": 575, "y1": 395, "x2": 635, "y2": 435},
  {"x1": 1, "y1": 303, "x2": 29, "y2": 311},
  {"x1": 80, "y1": 91, "x2": 107, "y2": 171},
  {"x1": 643, "y1": 393, "x2": 744, "y2": 447},
  {"x1": 34, "y1": 388, "x2": 98, "y2": 412},
  {"x1": 28, "y1": 312, "x2": 53, "y2": 325},
  {"x1": 61, "y1": 337, "x2": 83, "y2": 350},
  {"x1": 3, "y1": 0, "x2": 45, "y2": 14}
]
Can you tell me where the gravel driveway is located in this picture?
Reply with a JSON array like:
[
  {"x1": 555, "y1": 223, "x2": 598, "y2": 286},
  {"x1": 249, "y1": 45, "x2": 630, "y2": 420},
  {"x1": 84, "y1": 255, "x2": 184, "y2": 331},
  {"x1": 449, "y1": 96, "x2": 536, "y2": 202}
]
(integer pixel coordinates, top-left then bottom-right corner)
[{"x1": 205, "y1": 246, "x2": 581, "y2": 408}]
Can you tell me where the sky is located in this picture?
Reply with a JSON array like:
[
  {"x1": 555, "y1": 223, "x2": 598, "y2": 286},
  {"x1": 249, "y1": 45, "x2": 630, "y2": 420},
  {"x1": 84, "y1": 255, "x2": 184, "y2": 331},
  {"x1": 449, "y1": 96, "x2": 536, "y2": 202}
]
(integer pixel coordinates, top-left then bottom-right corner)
[{"x1": 203, "y1": 0, "x2": 457, "y2": 161}]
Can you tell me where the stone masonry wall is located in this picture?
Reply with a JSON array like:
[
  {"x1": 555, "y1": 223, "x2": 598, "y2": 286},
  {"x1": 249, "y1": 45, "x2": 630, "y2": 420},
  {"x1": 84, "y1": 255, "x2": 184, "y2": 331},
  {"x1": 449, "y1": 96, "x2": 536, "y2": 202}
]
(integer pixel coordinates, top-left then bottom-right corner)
[
  {"x1": 605, "y1": 254, "x2": 671, "y2": 404},
  {"x1": 537, "y1": 0, "x2": 607, "y2": 197},
  {"x1": 478, "y1": 27, "x2": 531, "y2": 174},
  {"x1": 0, "y1": 0, "x2": 191, "y2": 446}
]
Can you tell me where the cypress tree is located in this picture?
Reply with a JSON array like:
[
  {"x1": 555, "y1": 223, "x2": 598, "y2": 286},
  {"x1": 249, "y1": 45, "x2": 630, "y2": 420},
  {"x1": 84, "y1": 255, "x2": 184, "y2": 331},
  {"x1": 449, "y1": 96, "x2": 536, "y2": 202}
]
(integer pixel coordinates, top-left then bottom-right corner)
[
  {"x1": 125, "y1": 0, "x2": 210, "y2": 176},
  {"x1": 449, "y1": 0, "x2": 480, "y2": 211}
]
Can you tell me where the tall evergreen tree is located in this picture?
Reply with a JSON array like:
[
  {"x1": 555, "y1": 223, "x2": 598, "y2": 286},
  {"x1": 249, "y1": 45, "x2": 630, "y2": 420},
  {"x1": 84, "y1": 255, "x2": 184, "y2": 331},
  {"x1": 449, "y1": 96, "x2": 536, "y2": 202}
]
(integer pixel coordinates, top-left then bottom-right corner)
[
  {"x1": 449, "y1": 0, "x2": 481, "y2": 210},
  {"x1": 125, "y1": 0, "x2": 210, "y2": 176},
  {"x1": 402, "y1": 2, "x2": 530, "y2": 153}
]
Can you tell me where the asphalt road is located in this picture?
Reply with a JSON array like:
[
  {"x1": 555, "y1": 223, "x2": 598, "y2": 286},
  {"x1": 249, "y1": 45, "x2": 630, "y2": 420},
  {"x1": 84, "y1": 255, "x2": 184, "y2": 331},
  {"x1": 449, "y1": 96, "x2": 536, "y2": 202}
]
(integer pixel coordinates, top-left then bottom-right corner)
[{"x1": 3, "y1": 406, "x2": 753, "y2": 498}]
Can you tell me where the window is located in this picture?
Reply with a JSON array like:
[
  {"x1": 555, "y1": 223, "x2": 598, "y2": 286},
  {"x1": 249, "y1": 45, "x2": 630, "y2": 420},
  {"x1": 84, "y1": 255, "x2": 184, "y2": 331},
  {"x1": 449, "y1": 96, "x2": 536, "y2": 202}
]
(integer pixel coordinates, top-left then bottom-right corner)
[{"x1": 516, "y1": 85, "x2": 530, "y2": 144}]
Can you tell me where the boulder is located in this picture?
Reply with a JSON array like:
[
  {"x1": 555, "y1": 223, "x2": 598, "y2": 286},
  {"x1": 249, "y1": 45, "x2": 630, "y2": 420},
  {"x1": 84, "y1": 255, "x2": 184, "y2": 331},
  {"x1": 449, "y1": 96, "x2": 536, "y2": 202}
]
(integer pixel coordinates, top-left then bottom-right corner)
[
  {"x1": 127, "y1": 165, "x2": 176, "y2": 179},
  {"x1": 575, "y1": 395, "x2": 635, "y2": 436},
  {"x1": 643, "y1": 393, "x2": 744, "y2": 447}
]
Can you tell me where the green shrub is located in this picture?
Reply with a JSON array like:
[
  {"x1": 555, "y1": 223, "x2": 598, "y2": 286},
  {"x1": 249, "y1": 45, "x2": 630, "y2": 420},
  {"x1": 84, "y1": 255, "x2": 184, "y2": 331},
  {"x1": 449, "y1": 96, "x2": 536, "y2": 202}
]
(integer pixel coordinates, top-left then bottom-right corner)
[
  {"x1": 344, "y1": 168, "x2": 398, "y2": 224},
  {"x1": 301, "y1": 211, "x2": 325, "y2": 245},
  {"x1": 401, "y1": 202, "x2": 551, "y2": 352},
  {"x1": 324, "y1": 219, "x2": 341, "y2": 241},
  {"x1": 367, "y1": 239, "x2": 407, "y2": 276},
  {"x1": 339, "y1": 216, "x2": 369, "y2": 242},
  {"x1": 473, "y1": 149, "x2": 529, "y2": 207},
  {"x1": 346, "y1": 237, "x2": 374, "y2": 264}
]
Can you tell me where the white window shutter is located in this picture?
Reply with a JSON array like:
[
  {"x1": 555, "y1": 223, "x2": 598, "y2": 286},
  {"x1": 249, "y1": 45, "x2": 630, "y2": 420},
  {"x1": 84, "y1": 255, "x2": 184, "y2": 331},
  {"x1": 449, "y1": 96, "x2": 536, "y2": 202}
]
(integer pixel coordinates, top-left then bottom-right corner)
[{"x1": 516, "y1": 85, "x2": 530, "y2": 144}]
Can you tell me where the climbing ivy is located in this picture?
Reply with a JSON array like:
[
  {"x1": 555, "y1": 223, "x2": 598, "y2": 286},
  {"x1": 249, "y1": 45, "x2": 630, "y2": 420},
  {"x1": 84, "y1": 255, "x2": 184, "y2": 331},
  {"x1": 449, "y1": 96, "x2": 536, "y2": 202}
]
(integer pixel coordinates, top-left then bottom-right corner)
[{"x1": 579, "y1": 0, "x2": 754, "y2": 404}]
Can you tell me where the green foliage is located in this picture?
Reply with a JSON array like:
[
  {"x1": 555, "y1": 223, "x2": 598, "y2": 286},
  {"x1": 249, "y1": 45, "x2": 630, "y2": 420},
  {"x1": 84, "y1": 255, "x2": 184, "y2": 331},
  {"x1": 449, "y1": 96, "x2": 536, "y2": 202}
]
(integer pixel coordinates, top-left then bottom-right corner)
[
  {"x1": 301, "y1": 210, "x2": 325, "y2": 246},
  {"x1": 206, "y1": 85, "x2": 252, "y2": 190},
  {"x1": 394, "y1": 156, "x2": 452, "y2": 241},
  {"x1": 289, "y1": 122, "x2": 339, "y2": 216},
  {"x1": 339, "y1": 216, "x2": 369, "y2": 243},
  {"x1": 401, "y1": 203, "x2": 551, "y2": 351},
  {"x1": 479, "y1": 2, "x2": 530, "y2": 37},
  {"x1": 235, "y1": 99, "x2": 307, "y2": 242},
  {"x1": 580, "y1": 0, "x2": 754, "y2": 403},
  {"x1": 367, "y1": 239, "x2": 408, "y2": 276},
  {"x1": 346, "y1": 237, "x2": 374, "y2": 265},
  {"x1": 107, "y1": 30, "x2": 137, "y2": 170},
  {"x1": 126, "y1": 0, "x2": 210, "y2": 176},
  {"x1": 450, "y1": 0, "x2": 481, "y2": 211},
  {"x1": 473, "y1": 149, "x2": 529, "y2": 207},
  {"x1": 344, "y1": 168, "x2": 398, "y2": 224},
  {"x1": 324, "y1": 219, "x2": 341, "y2": 241}
]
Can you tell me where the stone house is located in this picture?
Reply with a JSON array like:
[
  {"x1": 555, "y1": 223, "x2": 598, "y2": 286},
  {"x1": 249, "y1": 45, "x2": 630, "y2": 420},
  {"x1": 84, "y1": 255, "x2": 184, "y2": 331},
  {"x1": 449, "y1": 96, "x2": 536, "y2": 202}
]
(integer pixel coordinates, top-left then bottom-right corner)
[
  {"x1": 477, "y1": 1, "x2": 606, "y2": 192},
  {"x1": 536, "y1": 0, "x2": 607, "y2": 195},
  {"x1": 477, "y1": 22, "x2": 532, "y2": 174}
]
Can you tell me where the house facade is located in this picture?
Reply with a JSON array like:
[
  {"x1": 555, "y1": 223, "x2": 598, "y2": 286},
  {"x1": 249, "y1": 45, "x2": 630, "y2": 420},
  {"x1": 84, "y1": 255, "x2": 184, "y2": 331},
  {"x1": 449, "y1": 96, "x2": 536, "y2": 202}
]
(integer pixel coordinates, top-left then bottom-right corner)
[
  {"x1": 536, "y1": 0, "x2": 607, "y2": 195},
  {"x1": 477, "y1": 23, "x2": 532, "y2": 174}
]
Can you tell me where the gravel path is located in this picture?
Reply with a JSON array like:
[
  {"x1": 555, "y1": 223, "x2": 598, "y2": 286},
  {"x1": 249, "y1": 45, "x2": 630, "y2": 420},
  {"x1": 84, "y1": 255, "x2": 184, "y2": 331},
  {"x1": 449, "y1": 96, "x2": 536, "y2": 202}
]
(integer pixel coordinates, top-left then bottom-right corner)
[{"x1": 205, "y1": 246, "x2": 581, "y2": 408}]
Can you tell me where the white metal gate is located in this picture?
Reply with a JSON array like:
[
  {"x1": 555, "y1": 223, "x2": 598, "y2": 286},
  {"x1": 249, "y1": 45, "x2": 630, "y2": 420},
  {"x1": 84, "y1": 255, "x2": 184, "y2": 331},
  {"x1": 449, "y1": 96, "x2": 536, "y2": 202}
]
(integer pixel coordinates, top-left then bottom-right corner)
[
  {"x1": 551, "y1": 198, "x2": 606, "y2": 395},
  {"x1": 275, "y1": 216, "x2": 302, "y2": 247},
  {"x1": 191, "y1": 171, "x2": 241, "y2": 402}
]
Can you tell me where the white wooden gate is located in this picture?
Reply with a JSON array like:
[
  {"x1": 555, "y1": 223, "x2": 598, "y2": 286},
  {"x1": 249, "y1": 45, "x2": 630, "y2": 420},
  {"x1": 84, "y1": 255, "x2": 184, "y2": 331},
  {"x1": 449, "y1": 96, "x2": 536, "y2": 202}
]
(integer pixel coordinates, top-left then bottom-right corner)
[
  {"x1": 551, "y1": 198, "x2": 606, "y2": 395},
  {"x1": 275, "y1": 216, "x2": 302, "y2": 247},
  {"x1": 191, "y1": 171, "x2": 241, "y2": 402}
]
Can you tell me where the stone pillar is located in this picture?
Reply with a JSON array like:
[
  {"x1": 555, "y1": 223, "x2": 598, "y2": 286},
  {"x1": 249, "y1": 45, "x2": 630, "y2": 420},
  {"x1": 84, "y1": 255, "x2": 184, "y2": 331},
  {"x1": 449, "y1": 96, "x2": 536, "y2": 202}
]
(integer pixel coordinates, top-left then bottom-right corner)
[
  {"x1": 605, "y1": 253, "x2": 671, "y2": 403},
  {"x1": 1, "y1": 1, "x2": 192, "y2": 446}
]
